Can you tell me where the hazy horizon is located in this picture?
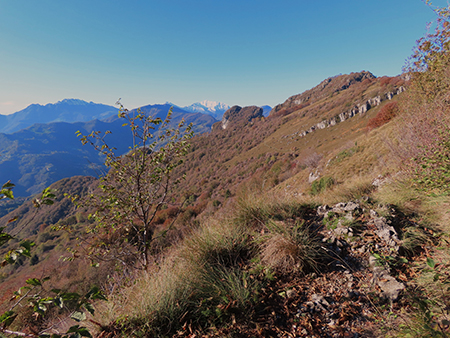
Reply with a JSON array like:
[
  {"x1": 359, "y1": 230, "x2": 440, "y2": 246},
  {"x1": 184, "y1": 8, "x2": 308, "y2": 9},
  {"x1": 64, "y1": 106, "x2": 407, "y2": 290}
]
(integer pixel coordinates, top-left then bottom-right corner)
[{"x1": 0, "y1": 1, "x2": 446, "y2": 115}]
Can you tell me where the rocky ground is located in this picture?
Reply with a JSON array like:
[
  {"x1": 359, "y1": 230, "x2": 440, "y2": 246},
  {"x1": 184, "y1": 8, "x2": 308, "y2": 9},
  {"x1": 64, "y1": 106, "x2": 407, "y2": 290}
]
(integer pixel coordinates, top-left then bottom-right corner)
[
  {"x1": 179, "y1": 201, "x2": 433, "y2": 337},
  {"x1": 100, "y1": 200, "x2": 440, "y2": 337}
]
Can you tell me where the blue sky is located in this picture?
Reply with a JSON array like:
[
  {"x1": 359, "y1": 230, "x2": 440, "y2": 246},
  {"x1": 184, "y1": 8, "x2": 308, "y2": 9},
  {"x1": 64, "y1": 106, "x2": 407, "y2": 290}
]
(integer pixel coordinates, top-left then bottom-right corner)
[{"x1": 0, "y1": 0, "x2": 446, "y2": 115}]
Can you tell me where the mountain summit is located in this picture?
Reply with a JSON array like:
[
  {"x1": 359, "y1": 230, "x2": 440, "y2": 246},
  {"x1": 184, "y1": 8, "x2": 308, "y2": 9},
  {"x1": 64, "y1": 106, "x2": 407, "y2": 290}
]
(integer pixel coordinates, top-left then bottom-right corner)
[{"x1": 182, "y1": 100, "x2": 230, "y2": 119}]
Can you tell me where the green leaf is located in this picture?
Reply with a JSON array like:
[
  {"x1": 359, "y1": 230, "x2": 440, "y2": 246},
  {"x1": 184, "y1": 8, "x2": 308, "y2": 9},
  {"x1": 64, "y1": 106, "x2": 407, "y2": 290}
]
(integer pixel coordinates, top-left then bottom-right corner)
[
  {"x1": 2, "y1": 181, "x2": 15, "y2": 189},
  {"x1": 427, "y1": 257, "x2": 436, "y2": 268},
  {"x1": 71, "y1": 311, "x2": 86, "y2": 322},
  {"x1": 83, "y1": 303, "x2": 95, "y2": 315},
  {"x1": 66, "y1": 325, "x2": 92, "y2": 338},
  {"x1": 20, "y1": 240, "x2": 35, "y2": 256},
  {"x1": 26, "y1": 278, "x2": 42, "y2": 286},
  {"x1": 0, "y1": 310, "x2": 17, "y2": 327},
  {"x1": 61, "y1": 292, "x2": 81, "y2": 301},
  {"x1": 53, "y1": 296, "x2": 64, "y2": 309},
  {"x1": 1, "y1": 188, "x2": 14, "y2": 200},
  {"x1": 0, "y1": 227, "x2": 14, "y2": 247},
  {"x1": 37, "y1": 302, "x2": 47, "y2": 313},
  {"x1": 85, "y1": 286, "x2": 107, "y2": 301}
]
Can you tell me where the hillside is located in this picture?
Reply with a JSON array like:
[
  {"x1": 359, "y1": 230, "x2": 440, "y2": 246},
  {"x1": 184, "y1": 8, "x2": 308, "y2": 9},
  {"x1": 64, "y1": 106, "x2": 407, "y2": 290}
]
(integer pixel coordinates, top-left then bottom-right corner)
[
  {"x1": 0, "y1": 63, "x2": 449, "y2": 337},
  {"x1": 174, "y1": 71, "x2": 405, "y2": 205}
]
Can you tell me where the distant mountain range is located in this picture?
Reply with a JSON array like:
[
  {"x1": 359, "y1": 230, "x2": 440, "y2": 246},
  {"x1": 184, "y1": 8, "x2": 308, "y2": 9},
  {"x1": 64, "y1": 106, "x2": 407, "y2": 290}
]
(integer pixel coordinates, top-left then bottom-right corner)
[
  {"x1": 0, "y1": 98, "x2": 274, "y2": 196},
  {"x1": 0, "y1": 99, "x2": 117, "y2": 134},
  {"x1": 169, "y1": 100, "x2": 272, "y2": 119},
  {"x1": 0, "y1": 99, "x2": 271, "y2": 134},
  {"x1": 0, "y1": 103, "x2": 216, "y2": 197},
  {"x1": 180, "y1": 100, "x2": 231, "y2": 120}
]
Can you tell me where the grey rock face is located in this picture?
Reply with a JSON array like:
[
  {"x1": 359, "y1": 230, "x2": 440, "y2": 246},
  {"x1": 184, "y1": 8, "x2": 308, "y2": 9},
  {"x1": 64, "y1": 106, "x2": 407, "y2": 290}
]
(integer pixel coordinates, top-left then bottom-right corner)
[
  {"x1": 369, "y1": 256, "x2": 405, "y2": 301},
  {"x1": 293, "y1": 87, "x2": 404, "y2": 140},
  {"x1": 370, "y1": 216, "x2": 399, "y2": 248},
  {"x1": 220, "y1": 105, "x2": 263, "y2": 130},
  {"x1": 359, "y1": 102, "x2": 369, "y2": 114},
  {"x1": 309, "y1": 170, "x2": 320, "y2": 183}
]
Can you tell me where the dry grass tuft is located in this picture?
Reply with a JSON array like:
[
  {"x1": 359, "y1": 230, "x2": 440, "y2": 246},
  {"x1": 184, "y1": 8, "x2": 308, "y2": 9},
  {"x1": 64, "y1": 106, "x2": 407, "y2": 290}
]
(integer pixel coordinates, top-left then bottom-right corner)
[
  {"x1": 261, "y1": 233, "x2": 303, "y2": 273},
  {"x1": 95, "y1": 213, "x2": 258, "y2": 336},
  {"x1": 260, "y1": 221, "x2": 323, "y2": 274}
]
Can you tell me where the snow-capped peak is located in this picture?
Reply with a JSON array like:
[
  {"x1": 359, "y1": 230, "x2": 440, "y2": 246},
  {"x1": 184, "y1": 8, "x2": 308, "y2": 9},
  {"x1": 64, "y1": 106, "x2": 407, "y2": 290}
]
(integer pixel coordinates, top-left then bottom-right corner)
[{"x1": 182, "y1": 100, "x2": 230, "y2": 119}]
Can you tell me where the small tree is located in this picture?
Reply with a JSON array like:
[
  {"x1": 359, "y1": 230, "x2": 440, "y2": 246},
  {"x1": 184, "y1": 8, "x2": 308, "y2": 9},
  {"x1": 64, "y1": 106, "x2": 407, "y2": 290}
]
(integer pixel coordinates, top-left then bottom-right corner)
[{"x1": 76, "y1": 103, "x2": 193, "y2": 270}]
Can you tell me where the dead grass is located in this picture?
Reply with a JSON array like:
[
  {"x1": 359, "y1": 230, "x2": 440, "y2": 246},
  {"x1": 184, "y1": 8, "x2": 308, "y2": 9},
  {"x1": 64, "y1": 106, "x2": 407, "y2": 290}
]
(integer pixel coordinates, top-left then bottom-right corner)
[
  {"x1": 94, "y1": 213, "x2": 258, "y2": 336},
  {"x1": 232, "y1": 190, "x2": 316, "y2": 229},
  {"x1": 318, "y1": 176, "x2": 375, "y2": 205},
  {"x1": 259, "y1": 220, "x2": 324, "y2": 274}
]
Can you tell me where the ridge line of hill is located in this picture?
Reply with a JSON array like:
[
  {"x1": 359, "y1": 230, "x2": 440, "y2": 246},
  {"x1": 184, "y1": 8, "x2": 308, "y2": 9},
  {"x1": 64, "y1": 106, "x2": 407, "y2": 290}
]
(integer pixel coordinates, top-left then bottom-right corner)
[{"x1": 284, "y1": 85, "x2": 405, "y2": 140}]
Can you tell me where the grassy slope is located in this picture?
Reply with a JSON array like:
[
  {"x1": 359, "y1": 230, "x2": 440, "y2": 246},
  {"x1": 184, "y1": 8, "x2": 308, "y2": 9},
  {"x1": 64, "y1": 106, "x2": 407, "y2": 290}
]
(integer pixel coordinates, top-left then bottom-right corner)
[
  {"x1": 94, "y1": 74, "x2": 446, "y2": 336},
  {"x1": 2, "y1": 72, "x2": 447, "y2": 337}
]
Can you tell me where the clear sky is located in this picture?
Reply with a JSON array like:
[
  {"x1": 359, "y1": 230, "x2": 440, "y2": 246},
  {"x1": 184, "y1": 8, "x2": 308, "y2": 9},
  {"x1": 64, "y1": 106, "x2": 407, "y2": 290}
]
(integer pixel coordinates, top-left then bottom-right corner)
[{"x1": 0, "y1": 0, "x2": 446, "y2": 115}]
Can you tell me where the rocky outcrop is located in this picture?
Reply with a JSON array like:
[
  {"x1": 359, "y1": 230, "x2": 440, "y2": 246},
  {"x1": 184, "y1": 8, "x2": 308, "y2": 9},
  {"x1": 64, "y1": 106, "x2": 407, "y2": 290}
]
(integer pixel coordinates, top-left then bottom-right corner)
[
  {"x1": 281, "y1": 86, "x2": 405, "y2": 141},
  {"x1": 220, "y1": 105, "x2": 263, "y2": 130},
  {"x1": 369, "y1": 256, "x2": 405, "y2": 301},
  {"x1": 270, "y1": 71, "x2": 376, "y2": 116}
]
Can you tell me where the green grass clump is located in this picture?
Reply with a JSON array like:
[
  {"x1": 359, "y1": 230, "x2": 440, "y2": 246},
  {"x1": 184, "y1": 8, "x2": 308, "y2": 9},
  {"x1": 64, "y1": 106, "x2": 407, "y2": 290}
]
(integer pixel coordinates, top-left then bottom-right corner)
[
  {"x1": 328, "y1": 145, "x2": 362, "y2": 166},
  {"x1": 310, "y1": 176, "x2": 335, "y2": 196}
]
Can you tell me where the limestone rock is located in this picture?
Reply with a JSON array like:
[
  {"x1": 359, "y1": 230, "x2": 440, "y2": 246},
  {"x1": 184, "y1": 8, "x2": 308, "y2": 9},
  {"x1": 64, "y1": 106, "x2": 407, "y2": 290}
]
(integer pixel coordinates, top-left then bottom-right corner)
[
  {"x1": 309, "y1": 170, "x2": 320, "y2": 183},
  {"x1": 369, "y1": 256, "x2": 405, "y2": 301}
]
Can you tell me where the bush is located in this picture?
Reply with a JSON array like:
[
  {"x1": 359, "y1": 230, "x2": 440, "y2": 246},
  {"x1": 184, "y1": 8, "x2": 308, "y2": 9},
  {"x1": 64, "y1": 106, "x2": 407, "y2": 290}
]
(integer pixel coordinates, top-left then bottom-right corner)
[
  {"x1": 395, "y1": 16, "x2": 450, "y2": 193},
  {"x1": 77, "y1": 104, "x2": 193, "y2": 270},
  {"x1": 366, "y1": 102, "x2": 399, "y2": 131}
]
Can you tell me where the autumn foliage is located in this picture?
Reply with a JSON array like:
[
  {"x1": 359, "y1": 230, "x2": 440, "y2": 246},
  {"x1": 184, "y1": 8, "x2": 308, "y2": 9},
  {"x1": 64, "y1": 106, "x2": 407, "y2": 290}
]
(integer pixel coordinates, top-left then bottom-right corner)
[{"x1": 366, "y1": 101, "x2": 399, "y2": 131}]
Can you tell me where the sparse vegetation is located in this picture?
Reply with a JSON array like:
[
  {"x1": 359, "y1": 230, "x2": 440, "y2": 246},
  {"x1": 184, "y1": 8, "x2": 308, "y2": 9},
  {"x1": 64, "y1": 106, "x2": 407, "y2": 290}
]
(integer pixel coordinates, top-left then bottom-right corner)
[
  {"x1": 3, "y1": 4, "x2": 450, "y2": 336},
  {"x1": 310, "y1": 176, "x2": 335, "y2": 195}
]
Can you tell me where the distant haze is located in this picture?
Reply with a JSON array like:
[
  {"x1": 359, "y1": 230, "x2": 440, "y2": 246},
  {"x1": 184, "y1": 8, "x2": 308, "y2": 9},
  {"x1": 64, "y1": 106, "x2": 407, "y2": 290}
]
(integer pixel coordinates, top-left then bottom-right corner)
[{"x1": 0, "y1": 1, "x2": 444, "y2": 115}]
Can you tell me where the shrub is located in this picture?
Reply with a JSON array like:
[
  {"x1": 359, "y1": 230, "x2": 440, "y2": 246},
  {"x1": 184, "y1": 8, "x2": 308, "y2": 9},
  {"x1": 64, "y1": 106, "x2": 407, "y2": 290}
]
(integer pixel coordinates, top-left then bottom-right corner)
[
  {"x1": 301, "y1": 152, "x2": 323, "y2": 169},
  {"x1": 366, "y1": 102, "x2": 399, "y2": 131},
  {"x1": 395, "y1": 16, "x2": 450, "y2": 193},
  {"x1": 77, "y1": 104, "x2": 193, "y2": 270}
]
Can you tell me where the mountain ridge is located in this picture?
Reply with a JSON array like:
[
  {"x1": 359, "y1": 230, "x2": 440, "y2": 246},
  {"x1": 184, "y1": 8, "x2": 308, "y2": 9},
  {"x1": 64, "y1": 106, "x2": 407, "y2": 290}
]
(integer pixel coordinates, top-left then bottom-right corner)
[
  {"x1": 0, "y1": 99, "x2": 118, "y2": 134},
  {"x1": 0, "y1": 104, "x2": 217, "y2": 197}
]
